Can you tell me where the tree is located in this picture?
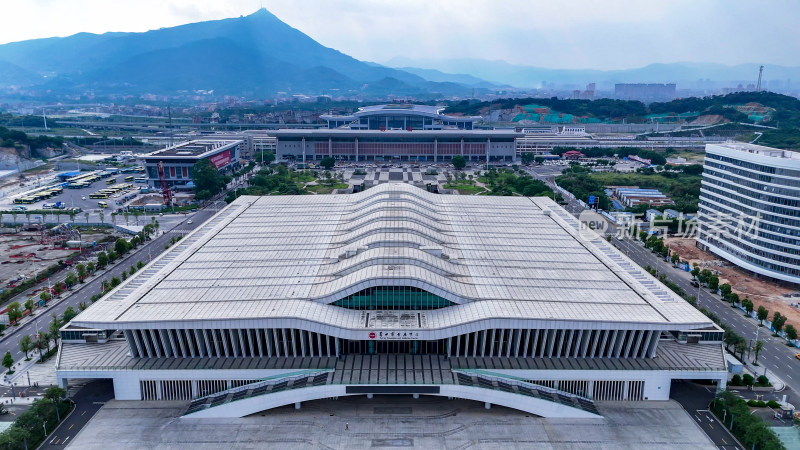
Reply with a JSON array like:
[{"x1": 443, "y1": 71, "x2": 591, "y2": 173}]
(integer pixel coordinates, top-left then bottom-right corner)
[
  {"x1": 62, "y1": 306, "x2": 78, "y2": 323},
  {"x1": 753, "y1": 340, "x2": 764, "y2": 364},
  {"x1": 255, "y1": 151, "x2": 275, "y2": 165},
  {"x1": 772, "y1": 312, "x2": 787, "y2": 333},
  {"x1": 87, "y1": 261, "x2": 95, "y2": 273},
  {"x1": 2, "y1": 351, "x2": 13, "y2": 372},
  {"x1": 98, "y1": 211, "x2": 104, "y2": 224},
  {"x1": 64, "y1": 272, "x2": 78, "y2": 288},
  {"x1": 36, "y1": 333, "x2": 49, "y2": 360},
  {"x1": 137, "y1": 261, "x2": 144, "y2": 269},
  {"x1": 76, "y1": 263, "x2": 86, "y2": 282},
  {"x1": 727, "y1": 293, "x2": 739, "y2": 306},
  {"x1": 520, "y1": 153, "x2": 535, "y2": 165},
  {"x1": 534, "y1": 156, "x2": 545, "y2": 165},
  {"x1": 691, "y1": 266, "x2": 700, "y2": 279},
  {"x1": 114, "y1": 238, "x2": 129, "y2": 255},
  {"x1": 96, "y1": 251, "x2": 108, "y2": 268},
  {"x1": 39, "y1": 291, "x2": 51, "y2": 303},
  {"x1": 107, "y1": 250, "x2": 117, "y2": 263},
  {"x1": 319, "y1": 157, "x2": 336, "y2": 170},
  {"x1": 192, "y1": 159, "x2": 225, "y2": 199},
  {"x1": 707, "y1": 274, "x2": 719, "y2": 291},
  {"x1": 110, "y1": 276, "x2": 121, "y2": 287},
  {"x1": 785, "y1": 324, "x2": 797, "y2": 341},
  {"x1": 19, "y1": 335, "x2": 33, "y2": 360},
  {"x1": 49, "y1": 318, "x2": 61, "y2": 347},
  {"x1": 451, "y1": 155, "x2": 466, "y2": 170},
  {"x1": 44, "y1": 386, "x2": 66, "y2": 404},
  {"x1": 84, "y1": 212, "x2": 89, "y2": 224},
  {"x1": 24, "y1": 298, "x2": 34, "y2": 312},
  {"x1": 7, "y1": 301, "x2": 22, "y2": 323},
  {"x1": 670, "y1": 253, "x2": 680, "y2": 264},
  {"x1": 757, "y1": 306, "x2": 769, "y2": 325},
  {"x1": 719, "y1": 283, "x2": 732, "y2": 298},
  {"x1": 0, "y1": 427, "x2": 31, "y2": 448},
  {"x1": 742, "y1": 298, "x2": 754, "y2": 314}
]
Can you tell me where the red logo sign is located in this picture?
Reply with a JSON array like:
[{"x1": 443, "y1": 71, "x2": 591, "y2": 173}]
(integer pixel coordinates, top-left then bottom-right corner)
[{"x1": 369, "y1": 332, "x2": 376, "y2": 339}]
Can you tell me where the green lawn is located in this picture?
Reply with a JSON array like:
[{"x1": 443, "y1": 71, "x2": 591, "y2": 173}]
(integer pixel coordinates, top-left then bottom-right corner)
[
  {"x1": 306, "y1": 182, "x2": 348, "y2": 194},
  {"x1": 444, "y1": 183, "x2": 486, "y2": 195}
]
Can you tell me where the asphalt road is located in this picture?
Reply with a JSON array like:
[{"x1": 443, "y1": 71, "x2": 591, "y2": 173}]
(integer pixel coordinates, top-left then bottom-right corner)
[
  {"x1": 0, "y1": 208, "x2": 215, "y2": 368},
  {"x1": 671, "y1": 381, "x2": 743, "y2": 450},
  {"x1": 40, "y1": 379, "x2": 114, "y2": 449}
]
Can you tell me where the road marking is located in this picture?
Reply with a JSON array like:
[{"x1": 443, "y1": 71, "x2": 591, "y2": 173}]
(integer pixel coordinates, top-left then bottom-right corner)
[
  {"x1": 69, "y1": 423, "x2": 74, "y2": 430},
  {"x1": 695, "y1": 414, "x2": 701, "y2": 421},
  {"x1": 81, "y1": 410, "x2": 86, "y2": 415},
  {"x1": 64, "y1": 436, "x2": 71, "y2": 444},
  {"x1": 50, "y1": 437, "x2": 57, "y2": 444},
  {"x1": 721, "y1": 438, "x2": 728, "y2": 444}
]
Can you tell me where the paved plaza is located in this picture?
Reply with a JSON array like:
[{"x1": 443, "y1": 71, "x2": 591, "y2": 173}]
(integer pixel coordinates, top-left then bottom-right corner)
[{"x1": 67, "y1": 396, "x2": 716, "y2": 449}]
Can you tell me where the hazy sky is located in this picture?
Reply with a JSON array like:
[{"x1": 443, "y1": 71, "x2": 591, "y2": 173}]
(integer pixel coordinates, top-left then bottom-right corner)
[{"x1": 2, "y1": 0, "x2": 798, "y2": 70}]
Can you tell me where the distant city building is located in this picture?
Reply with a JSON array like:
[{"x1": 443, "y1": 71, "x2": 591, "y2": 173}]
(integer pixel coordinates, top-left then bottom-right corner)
[
  {"x1": 697, "y1": 143, "x2": 800, "y2": 285},
  {"x1": 614, "y1": 187, "x2": 673, "y2": 207},
  {"x1": 140, "y1": 139, "x2": 244, "y2": 190},
  {"x1": 614, "y1": 83, "x2": 677, "y2": 101},
  {"x1": 56, "y1": 184, "x2": 725, "y2": 418}
]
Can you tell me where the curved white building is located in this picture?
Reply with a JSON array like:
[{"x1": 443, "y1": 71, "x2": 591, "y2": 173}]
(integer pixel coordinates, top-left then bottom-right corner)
[
  {"x1": 698, "y1": 143, "x2": 800, "y2": 285},
  {"x1": 57, "y1": 184, "x2": 726, "y2": 418}
]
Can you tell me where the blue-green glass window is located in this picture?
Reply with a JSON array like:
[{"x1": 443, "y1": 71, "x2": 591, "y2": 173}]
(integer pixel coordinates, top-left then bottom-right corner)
[{"x1": 332, "y1": 286, "x2": 455, "y2": 310}]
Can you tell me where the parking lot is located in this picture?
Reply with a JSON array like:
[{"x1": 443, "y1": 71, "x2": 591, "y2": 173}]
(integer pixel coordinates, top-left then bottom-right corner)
[{"x1": 5, "y1": 173, "x2": 146, "y2": 214}]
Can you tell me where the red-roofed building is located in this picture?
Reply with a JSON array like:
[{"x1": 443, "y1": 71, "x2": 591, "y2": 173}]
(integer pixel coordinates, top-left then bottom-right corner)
[{"x1": 562, "y1": 150, "x2": 585, "y2": 160}]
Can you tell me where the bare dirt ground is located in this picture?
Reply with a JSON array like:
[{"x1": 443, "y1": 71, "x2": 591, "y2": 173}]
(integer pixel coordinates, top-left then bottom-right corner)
[
  {"x1": 666, "y1": 237, "x2": 800, "y2": 325},
  {"x1": 0, "y1": 229, "x2": 110, "y2": 288}
]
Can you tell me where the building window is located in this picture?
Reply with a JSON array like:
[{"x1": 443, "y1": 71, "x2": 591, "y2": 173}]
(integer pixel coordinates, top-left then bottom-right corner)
[{"x1": 332, "y1": 286, "x2": 455, "y2": 310}]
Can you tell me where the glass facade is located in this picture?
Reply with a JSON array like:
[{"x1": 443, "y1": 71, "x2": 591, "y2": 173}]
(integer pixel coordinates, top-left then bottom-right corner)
[{"x1": 332, "y1": 286, "x2": 456, "y2": 310}]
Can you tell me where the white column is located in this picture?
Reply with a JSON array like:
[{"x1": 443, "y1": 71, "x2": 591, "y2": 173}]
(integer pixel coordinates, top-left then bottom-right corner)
[
  {"x1": 266, "y1": 329, "x2": 275, "y2": 357},
  {"x1": 210, "y1": 329, "x2": 221, "y2": 357},
  {"x1": 147, "y1": 330, "x2": 161, "y2": 357}
]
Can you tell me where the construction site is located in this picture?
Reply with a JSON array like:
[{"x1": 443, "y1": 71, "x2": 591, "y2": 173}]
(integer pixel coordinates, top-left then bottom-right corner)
[
  {"x1": 0, "y1": 223, "x2": 115, "y2": 293},
  {"x1": 666, "y1": 237, "x2": 800, "y2": 327}
]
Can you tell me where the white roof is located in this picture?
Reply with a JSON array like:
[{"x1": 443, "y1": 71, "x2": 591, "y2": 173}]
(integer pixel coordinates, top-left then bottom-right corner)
[{"x1": 72, "y1": 184, "x2": 712, "y2": 331}]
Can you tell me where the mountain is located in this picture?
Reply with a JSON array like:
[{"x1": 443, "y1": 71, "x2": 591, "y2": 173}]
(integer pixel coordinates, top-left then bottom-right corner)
[
  {"x1": 385, "y1": 57, "x2": 800, "y2": 89},
  {"x1": 0, "y1": 9, "x2": 481, "y2": 98}
]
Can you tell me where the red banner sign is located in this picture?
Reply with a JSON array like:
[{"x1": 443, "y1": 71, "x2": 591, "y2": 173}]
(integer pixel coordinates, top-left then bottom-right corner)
[{"x1": 208, "y1": 149, "x2": 231, "y2": 168}]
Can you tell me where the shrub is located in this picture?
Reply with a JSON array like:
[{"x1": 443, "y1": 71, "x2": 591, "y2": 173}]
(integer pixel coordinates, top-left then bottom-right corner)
[
  {"x1": 767, "y1": 400, "x2": 780, "y2": 409},
  {"x1": 756, "y1": 375, "x2": 771, "y2": 387},
  {"x1": 747, "y1": 399, "x2": 766, "y2": 407},
  {"x1": 730, "y1": 374, "x2": 742, "y2": 386},
  {"x1": 742, "y1": 374, "x2": 755, "y2": 386}
]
